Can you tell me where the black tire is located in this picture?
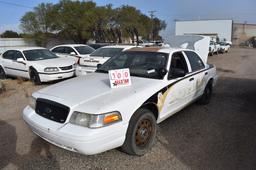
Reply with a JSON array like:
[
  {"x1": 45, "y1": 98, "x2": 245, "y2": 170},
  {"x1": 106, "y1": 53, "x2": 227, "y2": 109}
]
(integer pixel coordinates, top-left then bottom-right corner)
[
  {"x1": 29, "y1": 68, "x2": 41, "y2": 85},
  {"x1": 0, "y1": 66, "x2": 6, "y2": 79},
  {"x1": 121, "y1": 108, "x2": 156, "y2": 156},
  {"x1": 198, "y1": 82, "x2": 213, "y2": 105}
]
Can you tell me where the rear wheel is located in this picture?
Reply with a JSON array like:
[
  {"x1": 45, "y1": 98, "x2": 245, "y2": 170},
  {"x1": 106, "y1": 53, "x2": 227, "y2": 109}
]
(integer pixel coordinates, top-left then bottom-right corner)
[
  {"x1": 198, "y1": 82, "x2": 212, "y2": 105},
  {"x1": 0, "y1": 66, "x2": 6, "y2": 79},
  {"x1": 121, "y1": 108, "x2": 156, "y2": 156},
  {"x1": 30, "y1": 68, "x2": 41, "y2": 85}
]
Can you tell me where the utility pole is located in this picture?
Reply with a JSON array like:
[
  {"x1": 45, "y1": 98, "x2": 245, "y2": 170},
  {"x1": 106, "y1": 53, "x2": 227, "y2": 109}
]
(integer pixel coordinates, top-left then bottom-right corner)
[{"x1": 149, "y1": 10, "x2": 156, "y2": 41}]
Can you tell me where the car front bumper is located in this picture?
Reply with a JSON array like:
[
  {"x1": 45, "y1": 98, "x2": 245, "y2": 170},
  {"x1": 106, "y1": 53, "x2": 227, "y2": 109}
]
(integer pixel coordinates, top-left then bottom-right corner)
[
  {"x1": 23, "y1": 106, "x2": 127, "y2": 155},
  {"x1": 39, "y1": 70, "x2": 75, "y2": 82}
]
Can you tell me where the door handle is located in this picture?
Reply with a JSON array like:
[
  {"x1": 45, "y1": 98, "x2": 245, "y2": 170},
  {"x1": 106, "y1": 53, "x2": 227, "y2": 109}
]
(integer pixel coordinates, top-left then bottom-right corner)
[
  {"x1": 189, "y1": 77, "x2": 194, "y2": 81},
  {"x1": 205, "y1": 72, "x2": 208, "y2": 75}
]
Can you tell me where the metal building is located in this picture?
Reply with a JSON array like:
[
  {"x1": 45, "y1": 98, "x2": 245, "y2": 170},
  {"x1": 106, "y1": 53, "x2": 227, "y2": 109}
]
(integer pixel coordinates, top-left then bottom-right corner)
[{"x1": 175, "y1": 20, "x2": 233, "y2": 42}]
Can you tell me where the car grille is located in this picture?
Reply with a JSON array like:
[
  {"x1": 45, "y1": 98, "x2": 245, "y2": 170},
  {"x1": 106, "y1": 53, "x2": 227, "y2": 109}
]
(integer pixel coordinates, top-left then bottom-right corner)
[
  {"x1": 35, "y1": 98, "x2": 70, "y2": 123},
  {"x1": 59, "y1": 65, "x2": 73, "y2": 71}
]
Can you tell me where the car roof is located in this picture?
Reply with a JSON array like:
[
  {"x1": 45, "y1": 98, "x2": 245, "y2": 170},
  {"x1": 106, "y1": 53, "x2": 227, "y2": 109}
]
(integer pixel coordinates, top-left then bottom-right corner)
[
  {"x1": 4, "y1": 47, "x2": 46, "y2": 51},
  {"x1": 100, "y1": 45, "x2": 137, "y2": 51},
  {"x1": 52, "y1": 44, "x2": 90, "y2": 48},
  {"x1": 126, "y1": 46, "x2": 187, "y2": 54}
]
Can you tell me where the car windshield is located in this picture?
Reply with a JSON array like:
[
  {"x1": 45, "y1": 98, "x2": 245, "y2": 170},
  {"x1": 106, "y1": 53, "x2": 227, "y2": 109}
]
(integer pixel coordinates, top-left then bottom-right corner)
[
  {"x1": 23, "y1": 49, "x2": 58, "y2": 61},
  {"x1": 219, "y1": 42, "x2": 226, "y2": 45},
  {"x1": 96, "y1": 51, "x2": 169, "y2": 79},
  {"x1": 90, "y1": 47, "x2": 124, "y2": 57},
  {"x1": 74, "y1": 46, "x2": 95, "y2": 54}
]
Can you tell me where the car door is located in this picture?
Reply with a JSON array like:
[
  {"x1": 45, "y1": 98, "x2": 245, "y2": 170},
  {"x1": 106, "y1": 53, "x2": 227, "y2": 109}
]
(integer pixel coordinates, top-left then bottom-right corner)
[
  {"x1": 158, "y1": 51, "x2": 194, "y2": 120},
  {"x1": 1, "y1": 50, "x2": 28, "y2": 78},
  {"x1": 184, "y1": 51, "x2": 207, "y2": 99}
]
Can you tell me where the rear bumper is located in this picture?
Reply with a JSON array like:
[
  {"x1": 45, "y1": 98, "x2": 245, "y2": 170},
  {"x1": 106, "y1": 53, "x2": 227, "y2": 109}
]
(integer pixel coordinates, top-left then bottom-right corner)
[
  {"x1": 75, "y1": 65, "x2": 96, "y2": 76},
  {"x1": 39, "y1": 70, "x2": 75, "y2": 82},
  {"x1": 23, "y1": 106, "x2": 127, "y2": 155}
]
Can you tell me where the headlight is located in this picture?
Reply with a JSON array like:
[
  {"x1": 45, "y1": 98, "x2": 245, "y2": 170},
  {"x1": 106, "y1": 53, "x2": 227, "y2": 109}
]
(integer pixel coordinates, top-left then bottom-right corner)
[
  {"x1": 69, "y1": 111, "x2": 122, "y2": 128},
  {"x1": 29, "y1": 96, "x2": 36, "y2": 110},
  {"x1": 44, "y1": 67, "x2": 59, "y2": 72}
]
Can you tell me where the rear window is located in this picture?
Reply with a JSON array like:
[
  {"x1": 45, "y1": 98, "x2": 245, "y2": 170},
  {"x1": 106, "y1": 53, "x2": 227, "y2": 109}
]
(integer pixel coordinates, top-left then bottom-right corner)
[
  {"x1": 90, "y1": 48, "x2": 123, "y2": 58},
  {"x1": 74, "y1": 46, "x2": 95, "y2": 54}
]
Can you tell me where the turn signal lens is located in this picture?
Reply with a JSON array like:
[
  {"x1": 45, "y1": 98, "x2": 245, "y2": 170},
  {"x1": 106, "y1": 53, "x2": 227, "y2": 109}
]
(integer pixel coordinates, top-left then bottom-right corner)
[{"x1": 103, "y1": 114, "x2": 121, "y2": 125}]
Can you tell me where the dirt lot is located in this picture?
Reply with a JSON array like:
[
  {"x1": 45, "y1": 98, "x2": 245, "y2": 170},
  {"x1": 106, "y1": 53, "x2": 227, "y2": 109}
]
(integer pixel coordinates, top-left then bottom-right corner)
[{"x1": 0, "y1": 48, "x2": 256, "y2": 170}]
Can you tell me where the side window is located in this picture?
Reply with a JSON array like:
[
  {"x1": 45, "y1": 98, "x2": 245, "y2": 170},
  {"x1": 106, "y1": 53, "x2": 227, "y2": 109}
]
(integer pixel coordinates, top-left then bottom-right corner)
[
  {"x1": 2, "y1": 51, "x2": 14, "y2": 60},
  {"x1": 64, "y1": 47, "x2": 77, "y2": 54},
  {"x1": 170, "y1": 52, "x2": 188, "y2": 73},
  {"x1": 52, "y1": 47, "x2": 64, "y2": 53},
  {"x1": 12, "y1": 51, "x2": 24, "y2": 60},
  {"x1": 2, "y1": 50, "x2": 23, "y2": 60},
  {"x1": 184, "y1": 51, "x2": 205, "y2": 72}
]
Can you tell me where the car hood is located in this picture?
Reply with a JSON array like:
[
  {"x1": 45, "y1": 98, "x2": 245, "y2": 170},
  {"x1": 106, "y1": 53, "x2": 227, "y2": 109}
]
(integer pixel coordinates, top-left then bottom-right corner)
[
  {"x1": 31, "y1": 57, "x2": 75, "y2": 67},
  {"x1": 36, "y1": 73, "x2": 164, "y2": 113}
]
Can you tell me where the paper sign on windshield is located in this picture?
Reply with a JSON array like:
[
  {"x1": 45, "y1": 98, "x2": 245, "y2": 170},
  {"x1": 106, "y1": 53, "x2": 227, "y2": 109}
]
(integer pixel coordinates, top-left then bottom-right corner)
[{"x1": 109, "y1": 68, "x2": 131, "y2": 88}]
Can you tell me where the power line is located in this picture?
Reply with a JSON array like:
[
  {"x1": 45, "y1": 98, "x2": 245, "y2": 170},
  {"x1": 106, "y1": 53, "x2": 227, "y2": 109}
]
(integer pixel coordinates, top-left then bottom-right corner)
[{"x1": 0, "y1": 0, "x2": 33, "y2": 9}]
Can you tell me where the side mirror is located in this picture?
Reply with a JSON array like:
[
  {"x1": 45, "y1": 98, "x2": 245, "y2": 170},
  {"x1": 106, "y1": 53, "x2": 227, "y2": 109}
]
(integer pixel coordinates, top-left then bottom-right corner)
[
  {"x1": 70, "y1": 52, "x2": 76, "y2": 55},
  {"x1": 156, "y1": 68, "x2": 168, "y2": 78},
  {"x1": 97, "y1": 64, "x2": 102, "y2": 69},
  {"x1": 169, "y1": 68, "x2": 186, "y2": 79},
  {"x1": 17, "y1": 58, "x2": 25, "y2": 64}
]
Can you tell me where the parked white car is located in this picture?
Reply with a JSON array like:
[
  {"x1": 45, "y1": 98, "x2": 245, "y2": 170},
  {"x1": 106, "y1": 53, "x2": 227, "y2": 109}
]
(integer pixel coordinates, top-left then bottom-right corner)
[
  {"x1": 0, "y1": 47, "x2": 76, "y2": 84},
  {"x1": 23, "y1": 36, "x2": 218, "y2": 155},
  {"x1": 209, "y1": 41, "x2": 220, "y2": 55},
  {"x1": 76, "y1": 45, "x2": 135, "y2": 76},
  {"x1": 50, "y1": 44, "x2": 95, "y2": 62},
  {"x1": 219, "y1": 42, "x2": 230, "y2": 53}
]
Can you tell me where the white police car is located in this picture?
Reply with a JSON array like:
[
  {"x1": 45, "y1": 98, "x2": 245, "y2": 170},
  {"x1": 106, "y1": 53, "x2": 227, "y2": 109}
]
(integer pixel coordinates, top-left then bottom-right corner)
[{"x1": 23, "y1": 36, "x2": 218, "y2": 155}]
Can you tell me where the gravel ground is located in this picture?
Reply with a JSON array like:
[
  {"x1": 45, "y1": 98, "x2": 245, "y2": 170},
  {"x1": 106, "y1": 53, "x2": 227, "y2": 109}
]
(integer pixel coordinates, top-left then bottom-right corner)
[{"x1": 0, "y1": 48, "x2": 256, "y2": 170}]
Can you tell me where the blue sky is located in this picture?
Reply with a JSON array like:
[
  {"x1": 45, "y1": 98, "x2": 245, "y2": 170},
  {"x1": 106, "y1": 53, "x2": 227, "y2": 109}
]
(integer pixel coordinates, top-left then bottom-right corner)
[{"x1": 0, "y1": 0, "x2": 255, "y2": 41}]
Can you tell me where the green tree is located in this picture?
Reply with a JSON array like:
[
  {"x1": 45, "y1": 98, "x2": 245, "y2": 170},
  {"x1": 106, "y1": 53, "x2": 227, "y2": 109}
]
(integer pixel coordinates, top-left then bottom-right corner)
[
  {"x1": 20, "y1": 3, "x2": 55, "y2": 46},
  {"x1": 52, "y1": 0, "x2": 97, "y2": 43},
  {"x1": 1, "y1": 30, "x2": 20, "y2": 38},
  {"x1": 152, "y1": 18, "x2": 167, "y2": 41},
  {"x1": 20, "y1": 1, "x2": 166, "y2": 44}
]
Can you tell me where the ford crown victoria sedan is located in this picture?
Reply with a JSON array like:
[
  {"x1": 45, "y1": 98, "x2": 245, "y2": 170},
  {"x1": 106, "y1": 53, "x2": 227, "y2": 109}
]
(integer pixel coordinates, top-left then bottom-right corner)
[
  {"x1": 0, "y1": 47, "x2": 76, "y2": 84},
  {"x1": 23, "y1": 43, "x2": 217, "y2": 155}
]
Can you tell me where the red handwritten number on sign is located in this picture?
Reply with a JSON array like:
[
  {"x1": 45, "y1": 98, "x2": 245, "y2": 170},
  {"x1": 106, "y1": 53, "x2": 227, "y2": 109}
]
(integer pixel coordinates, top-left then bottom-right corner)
[
  {"x1": 117, "y1": 72, "x2": 121, "y2": 79},
  {"x1": 111, "y1": 73, "x2": 115, "y2": 79},
  {"x1": 124, "y1": 71, "x2": 128, "y2": 78}
]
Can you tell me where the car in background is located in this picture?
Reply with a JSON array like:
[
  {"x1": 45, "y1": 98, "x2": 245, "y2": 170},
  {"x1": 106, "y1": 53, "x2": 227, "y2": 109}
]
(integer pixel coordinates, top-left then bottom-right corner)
[
  {"x1": 138, "y1": 39, "x2": 154, "y2": 47},
  {"x1": 209, "y1": 41, "x2": 220, "y2": 55},
  {"x1": 0, "y1": 47, "x2": 76, "y2": 84},
  {"x1": 87, "y1": 43, "x2": 110, "y2": 50},
  {"x1": 76, "y1": 45, "x2": 136, "y2": 76},
  {"x1": 50, "y1": 44, "x2": 95, "y2": 62},
  {"x1": 219, "y1": 42, "x2": 230, "y2": 53}
]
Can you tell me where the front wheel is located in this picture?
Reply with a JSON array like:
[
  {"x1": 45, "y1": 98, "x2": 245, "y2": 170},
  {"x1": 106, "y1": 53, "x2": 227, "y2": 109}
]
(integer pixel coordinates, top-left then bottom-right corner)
[
  {"x1": 0, "y1": 66, "x2": 6, "y2": 79},
  {"x1": 121, "y1": 108, "x2": 156, "y2": 156},
  {"x1": 30, "y1": 68, "x2": 41, "y2": 85}
]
